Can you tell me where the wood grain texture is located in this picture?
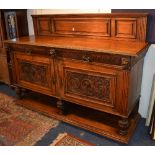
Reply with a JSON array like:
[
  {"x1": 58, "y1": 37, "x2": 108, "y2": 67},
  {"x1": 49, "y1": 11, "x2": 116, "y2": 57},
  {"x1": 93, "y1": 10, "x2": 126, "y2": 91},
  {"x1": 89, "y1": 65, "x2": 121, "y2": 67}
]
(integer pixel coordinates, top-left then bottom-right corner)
[
  {"x1": 54, "y1": 18, "x2": 111, "y2": 37},
  {"x1": 37, "y1": 17, "x2": 52, "y2": 35},
  {"x1": 32, "y1": 13, "x2": 148, "y2": 41},
  {"x1": 112, "y1": 9, "x2": 155, "y2": 43},
  {"x1": 0, "y1": 12, "x2": 3, "y2": 48},
  {"x1": 0, "y1": 48, "x2": 10, "y2": 84},
  {"x1": 4, "y1": 36, "x2": 148, "y2": 57},
  {"x1": 114, "y1": 18, "x2": 137, "y2": 39}
]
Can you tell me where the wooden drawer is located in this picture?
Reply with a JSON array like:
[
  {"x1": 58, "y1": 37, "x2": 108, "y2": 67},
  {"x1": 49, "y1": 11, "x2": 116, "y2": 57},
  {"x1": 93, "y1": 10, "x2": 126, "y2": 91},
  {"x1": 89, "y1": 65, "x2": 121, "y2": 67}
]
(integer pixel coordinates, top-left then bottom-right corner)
[
  {"x1": 8, "y1": 44, "x2": 131, "y2": 70},
  {"x1": 8, "y1": 44, "x2": 52, "y2": 57},
  {"x1": 56, "y1": 48, "x2": 131, "y2": 70},
  {"x1": 54, "y1": 18, "x2": 111, "y2": 37}
]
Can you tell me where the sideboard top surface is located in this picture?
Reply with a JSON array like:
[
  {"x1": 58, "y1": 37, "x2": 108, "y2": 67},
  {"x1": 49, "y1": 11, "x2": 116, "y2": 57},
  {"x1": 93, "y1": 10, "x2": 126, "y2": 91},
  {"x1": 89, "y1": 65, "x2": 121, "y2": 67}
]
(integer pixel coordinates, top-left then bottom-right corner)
[
  {"x1": 31, "y1": 13, "x2": 148, "y2": 18},
  {"x1": 4, "y1": 13, "x2": 149, "y2": 56},
  {"x1": 4, "y1": 35, "x2": 148, "y2": 56}
]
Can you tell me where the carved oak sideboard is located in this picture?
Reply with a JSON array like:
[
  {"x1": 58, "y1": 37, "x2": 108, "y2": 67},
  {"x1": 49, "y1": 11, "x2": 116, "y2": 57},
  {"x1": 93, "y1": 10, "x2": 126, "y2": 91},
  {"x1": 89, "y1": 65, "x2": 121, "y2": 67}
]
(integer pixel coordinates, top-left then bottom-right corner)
[{"x1": 4, "y1": 13, "x2": 149, "y2": 143}]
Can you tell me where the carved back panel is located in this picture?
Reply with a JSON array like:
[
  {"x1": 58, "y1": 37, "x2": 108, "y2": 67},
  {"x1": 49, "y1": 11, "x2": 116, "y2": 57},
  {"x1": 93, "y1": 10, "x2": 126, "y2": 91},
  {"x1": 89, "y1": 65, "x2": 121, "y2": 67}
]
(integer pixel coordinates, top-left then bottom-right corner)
[{"x1": 32, "y1": 13, "x2": 147, "y2": 41}]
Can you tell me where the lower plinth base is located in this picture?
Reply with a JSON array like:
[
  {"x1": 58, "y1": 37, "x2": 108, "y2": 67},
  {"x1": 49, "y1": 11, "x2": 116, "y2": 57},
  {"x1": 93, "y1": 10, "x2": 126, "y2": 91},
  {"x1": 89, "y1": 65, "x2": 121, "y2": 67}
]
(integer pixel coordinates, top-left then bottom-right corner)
[{"x1": 15, "y1": 92, "x2": 140, "y2": 144}]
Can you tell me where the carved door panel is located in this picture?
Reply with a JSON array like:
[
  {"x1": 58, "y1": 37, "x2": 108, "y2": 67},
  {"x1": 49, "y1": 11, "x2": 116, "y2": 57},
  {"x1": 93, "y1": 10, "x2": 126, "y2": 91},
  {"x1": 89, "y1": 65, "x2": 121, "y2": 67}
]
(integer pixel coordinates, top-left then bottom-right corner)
[
  {"x1": 58, "y1": 60, "x2": 121, "y2": 113},
  {"x1": 14, "y1": 52, "x2": 55, "y2": 95}
]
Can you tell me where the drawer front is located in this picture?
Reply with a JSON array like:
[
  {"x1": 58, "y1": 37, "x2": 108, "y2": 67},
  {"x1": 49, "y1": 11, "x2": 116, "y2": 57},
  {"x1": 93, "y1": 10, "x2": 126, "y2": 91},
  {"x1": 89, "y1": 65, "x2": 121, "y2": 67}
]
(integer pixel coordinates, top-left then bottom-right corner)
[
  {"x1": 8, "y1": 45, "x2": 131, "y2": 70},
  {"x1": 54, "y1": 18, "x2": 111, "y2": 37},
  {"x1": 59, "y1": 60, "x2": 120, "y2": 113},
  {"x1": 56, "y1": 49, "x2": 131, "y2": 70},
  {"x1": 8, "y1": 44, "x2": 51, "y2": 57},
  {"x1": 14, "y1": 53, "x2": 55, "y2": 95}
]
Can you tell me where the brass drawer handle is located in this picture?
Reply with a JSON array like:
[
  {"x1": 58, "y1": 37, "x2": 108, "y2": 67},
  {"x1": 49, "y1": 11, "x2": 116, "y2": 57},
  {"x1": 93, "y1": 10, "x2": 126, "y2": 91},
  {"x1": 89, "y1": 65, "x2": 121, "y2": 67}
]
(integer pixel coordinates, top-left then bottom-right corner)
[
  {"x1": 7, "y1": 47, "x2": 11, "y2": 52},
  {"x1": 82, "y1": 55, "x2": 91, "y2": 62},
  {"x1": 25, "y1": 50, "x2": 32, "y2": 55},
  {"x1": 50, "y1": 49, "x2": 56, "y2": 58},
  {"x1": 121, "y1": 58, "x2": 129, "y2": 65}
]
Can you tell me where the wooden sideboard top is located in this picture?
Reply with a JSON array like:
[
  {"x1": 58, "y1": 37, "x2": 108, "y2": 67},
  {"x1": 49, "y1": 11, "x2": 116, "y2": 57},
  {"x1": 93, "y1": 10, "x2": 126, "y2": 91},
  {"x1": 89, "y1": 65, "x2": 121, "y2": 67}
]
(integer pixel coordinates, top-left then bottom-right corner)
[
  {"x1": 31, "y1": 13, "x2": 148, "y2": 18},
  {"x1": 4, "y1": 35, "x2": 148, "y2": 56}
]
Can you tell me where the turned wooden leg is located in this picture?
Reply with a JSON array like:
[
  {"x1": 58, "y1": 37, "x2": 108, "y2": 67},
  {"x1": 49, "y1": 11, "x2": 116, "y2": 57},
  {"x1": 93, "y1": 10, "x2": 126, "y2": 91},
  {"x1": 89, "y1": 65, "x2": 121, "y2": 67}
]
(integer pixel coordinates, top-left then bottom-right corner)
[
  {"x1": 118, "y1": 117, "x2": 129, "y2": 135},
  {"x1": 21, "y1": 88, "x2": 27, "y2": 97},
  {"x1": 57, "y1": 100, "x2": 66, "y2": 115},
  {"x1": 15, "y1": 87, "x2": 27, "y2": 99},
  {"x1": 15, "y1": 86, "x2": 22, "y2": 99},
  {"x1": 132, "y1": 100, "x2": 140, "y2": 116}
]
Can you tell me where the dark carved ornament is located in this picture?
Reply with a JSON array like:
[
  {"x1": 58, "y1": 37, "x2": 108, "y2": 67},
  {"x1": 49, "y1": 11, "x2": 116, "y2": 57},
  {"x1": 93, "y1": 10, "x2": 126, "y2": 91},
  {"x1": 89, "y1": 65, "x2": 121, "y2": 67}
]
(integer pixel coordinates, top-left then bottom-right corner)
[
  {"x1": 65, "y1": 71, "x2": 111, "y2": 102},
  {"x1": 19, "y1": 61, "x2": 49, "y2": 87}
]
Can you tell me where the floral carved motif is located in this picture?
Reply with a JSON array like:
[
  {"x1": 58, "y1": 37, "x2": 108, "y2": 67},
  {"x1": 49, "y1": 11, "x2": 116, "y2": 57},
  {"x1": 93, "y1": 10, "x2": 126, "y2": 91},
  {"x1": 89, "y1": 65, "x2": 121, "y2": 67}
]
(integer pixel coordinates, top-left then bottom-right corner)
[
  {"x1": 65, "y1": 71, "x2": 111, "y2": 102},
  {"x1": 19, "y1": 61, "x2": 49, "y2": 87}
]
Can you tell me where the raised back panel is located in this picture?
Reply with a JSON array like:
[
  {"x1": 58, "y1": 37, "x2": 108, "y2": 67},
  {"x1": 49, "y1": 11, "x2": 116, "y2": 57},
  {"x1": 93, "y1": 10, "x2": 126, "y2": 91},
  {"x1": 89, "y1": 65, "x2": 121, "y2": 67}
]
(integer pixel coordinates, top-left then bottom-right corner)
[
  {"x1": 37, "y1": 17, "x2": 52, "y2": 35},
  {"x1": 32, "y1": 13, "x2": 148, "y2": 41},
  {"x1": 114, "y1": 18, "x2": 137, "y2": 39},
  {"x1": 54, "y1": 18, "x2": 111, "y2": 37}
]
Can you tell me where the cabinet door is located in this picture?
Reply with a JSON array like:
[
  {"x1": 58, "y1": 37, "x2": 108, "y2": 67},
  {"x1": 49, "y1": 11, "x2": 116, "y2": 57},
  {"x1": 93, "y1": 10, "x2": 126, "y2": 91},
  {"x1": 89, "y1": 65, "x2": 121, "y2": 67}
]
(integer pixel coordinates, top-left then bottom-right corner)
[
  {"x1": 14, "y1": 52, "x2": 55, "y2": 95},
  {"x1": 58, "y1": 59, "x2": 122, "y2": 113}
]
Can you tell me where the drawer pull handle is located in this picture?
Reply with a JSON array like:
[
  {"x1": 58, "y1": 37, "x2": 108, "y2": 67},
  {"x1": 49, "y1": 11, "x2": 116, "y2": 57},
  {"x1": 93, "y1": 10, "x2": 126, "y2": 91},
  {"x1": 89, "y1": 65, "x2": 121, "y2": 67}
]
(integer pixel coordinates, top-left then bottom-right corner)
[
  {"x1": 50, "y1": 49, "x2": 56, "y2": 57},
  {"x1": 82, "y1": 55, "x2": 91, "y2": 62},
  {"x1": 7, "y1": 47, "x2": 11, "y2": 52},
  {"x1": 121, "y1": 58, "x2": 129, "y2": 65},
  {"x1": 26, "y1": 50, "x2": 32, "y2": 55},
  {"x1": 52, "y1": 78, "x2": 56, "y2": 84}
]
